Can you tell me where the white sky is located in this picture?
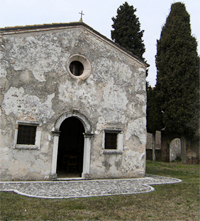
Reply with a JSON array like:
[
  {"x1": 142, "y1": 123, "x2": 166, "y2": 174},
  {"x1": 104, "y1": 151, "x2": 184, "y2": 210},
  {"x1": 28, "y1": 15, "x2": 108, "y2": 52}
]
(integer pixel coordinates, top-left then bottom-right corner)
[{"x1": 0, "y1": 0, "x2": 199, "y2": 86}]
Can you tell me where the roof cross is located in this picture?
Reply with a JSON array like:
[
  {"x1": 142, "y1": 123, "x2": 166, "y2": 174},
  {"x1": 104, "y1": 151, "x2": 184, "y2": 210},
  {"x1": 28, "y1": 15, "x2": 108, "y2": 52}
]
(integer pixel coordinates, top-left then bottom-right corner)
[{"x1": 79, "y1": 10, "x2": 84, "y2": 22}]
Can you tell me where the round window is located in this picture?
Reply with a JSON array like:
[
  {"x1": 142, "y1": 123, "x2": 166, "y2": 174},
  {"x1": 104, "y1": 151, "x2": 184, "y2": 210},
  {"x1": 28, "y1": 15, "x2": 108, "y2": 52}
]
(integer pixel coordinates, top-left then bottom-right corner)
[
  {"x1": 67, "y1": 54, "x2": 91, "y2": 80},
  {"x1": 70, "y1": 61, "x2": 84, "y2": 76}
]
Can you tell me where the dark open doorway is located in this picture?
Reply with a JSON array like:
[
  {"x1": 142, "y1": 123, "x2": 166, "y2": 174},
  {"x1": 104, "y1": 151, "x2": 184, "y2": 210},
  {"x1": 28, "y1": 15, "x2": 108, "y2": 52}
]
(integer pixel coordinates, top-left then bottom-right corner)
[{"x1": 57, "y1": 117, "x2": 84, "y2": 178}]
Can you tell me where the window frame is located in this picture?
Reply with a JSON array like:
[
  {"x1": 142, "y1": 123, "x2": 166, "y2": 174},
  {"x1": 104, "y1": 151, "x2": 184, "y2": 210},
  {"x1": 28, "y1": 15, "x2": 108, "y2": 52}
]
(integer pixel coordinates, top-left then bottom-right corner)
[
  {"x1": 13, "y1": 121, "x2": 41, "y2": 150},
  {"x1": 67, "y1": 54, "x2": 91, "y2": 80},
  {"x1": 103, "y1": 129, "x2": 123, "y2": 154}
]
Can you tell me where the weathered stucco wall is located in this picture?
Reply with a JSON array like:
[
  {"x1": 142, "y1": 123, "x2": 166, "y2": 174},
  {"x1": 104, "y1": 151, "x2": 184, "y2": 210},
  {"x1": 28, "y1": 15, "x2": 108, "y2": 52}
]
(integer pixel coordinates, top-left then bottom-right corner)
[{"x1": 0, "y1": 25, "x2": 147, "y2": 180}]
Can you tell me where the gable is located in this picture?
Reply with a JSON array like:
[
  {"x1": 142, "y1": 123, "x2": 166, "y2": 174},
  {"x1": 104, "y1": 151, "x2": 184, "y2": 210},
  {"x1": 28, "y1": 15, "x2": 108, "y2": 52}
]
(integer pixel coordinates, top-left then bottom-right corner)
[{"x1": 0, "y1": 22, "x2": 148, "y2": 68}]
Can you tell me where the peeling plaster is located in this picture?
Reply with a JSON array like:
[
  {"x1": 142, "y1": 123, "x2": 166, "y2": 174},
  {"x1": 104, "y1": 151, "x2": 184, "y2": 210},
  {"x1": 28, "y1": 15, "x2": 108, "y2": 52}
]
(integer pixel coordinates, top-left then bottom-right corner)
[
  {"x1": 0, "y1": 25, "x2": 147, "y2": 180},
  {"x1": 2, "y1": 87, "x2": 55, "y2": 121},
  {"x1": 125, "y1": 118, "x2": 146, "y2": 145}
]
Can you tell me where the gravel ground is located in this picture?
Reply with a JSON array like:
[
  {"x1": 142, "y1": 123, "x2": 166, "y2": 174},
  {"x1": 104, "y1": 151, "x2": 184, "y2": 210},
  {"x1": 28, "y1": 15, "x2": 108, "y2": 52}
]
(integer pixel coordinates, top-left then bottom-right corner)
[{"x1": 0, "y1": 175, "x2": 182, "y2": 199}]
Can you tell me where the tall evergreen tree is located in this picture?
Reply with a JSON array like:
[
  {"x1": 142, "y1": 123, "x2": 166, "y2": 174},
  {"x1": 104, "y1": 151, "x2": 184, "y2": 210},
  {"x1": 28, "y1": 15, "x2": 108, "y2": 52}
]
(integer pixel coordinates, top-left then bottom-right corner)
[
  {"x1": 155, "y1": 3, "x2": 199, "y2": 145},
  {"x1": 111, "y1": 2, "x2": 145, "y2": 60},
  {"x1": 146, "y1": 84, "x2": 163, "y2": 133}
]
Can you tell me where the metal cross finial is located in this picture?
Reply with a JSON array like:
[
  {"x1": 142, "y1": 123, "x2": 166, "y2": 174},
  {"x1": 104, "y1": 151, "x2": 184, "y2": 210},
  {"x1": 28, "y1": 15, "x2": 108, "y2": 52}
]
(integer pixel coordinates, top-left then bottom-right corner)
[{"x1": 79, "y1": 10, "x2": 84, "y2": 22}]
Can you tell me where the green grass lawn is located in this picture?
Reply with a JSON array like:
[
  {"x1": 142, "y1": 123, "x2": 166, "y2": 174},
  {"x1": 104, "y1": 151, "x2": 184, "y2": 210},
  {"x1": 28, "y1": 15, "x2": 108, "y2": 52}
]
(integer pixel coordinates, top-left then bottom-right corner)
[{"x1": 0, "y1": 160, "x2": 199, "y2": 220}]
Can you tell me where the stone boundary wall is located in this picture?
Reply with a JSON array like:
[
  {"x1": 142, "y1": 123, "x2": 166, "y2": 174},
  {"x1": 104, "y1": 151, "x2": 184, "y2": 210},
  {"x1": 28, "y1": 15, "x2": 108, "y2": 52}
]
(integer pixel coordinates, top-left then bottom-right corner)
[
  {"x1": 146, "y1": 131, "x2": 199, "y2": 164},
  {"x1": 146, "y1": 131, "x2": 161, "y2": 150}
]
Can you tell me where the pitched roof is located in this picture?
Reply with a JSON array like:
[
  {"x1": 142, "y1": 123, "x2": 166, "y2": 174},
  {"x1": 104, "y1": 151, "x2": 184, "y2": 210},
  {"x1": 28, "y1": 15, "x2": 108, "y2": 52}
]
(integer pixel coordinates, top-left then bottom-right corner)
[{"x1": 0, "y1": 22, "x2": 149, "y2": 67}]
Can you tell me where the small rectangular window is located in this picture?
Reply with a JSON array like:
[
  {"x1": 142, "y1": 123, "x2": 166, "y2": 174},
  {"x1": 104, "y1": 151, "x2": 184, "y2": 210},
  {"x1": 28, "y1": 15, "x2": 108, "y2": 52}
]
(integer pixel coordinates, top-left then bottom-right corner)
[
  {"x1": 103, "y1": 129, "x2": 123, "y2": 154},
  {"x1": 14, "y1": 121, "x2": 41, "y2": 150},
  {"x1": 105, "y1": 132, "x2": 118, "y2": 149},
  {"x1": 17, "y1": 125, "x2": 37, "y2": 145}
]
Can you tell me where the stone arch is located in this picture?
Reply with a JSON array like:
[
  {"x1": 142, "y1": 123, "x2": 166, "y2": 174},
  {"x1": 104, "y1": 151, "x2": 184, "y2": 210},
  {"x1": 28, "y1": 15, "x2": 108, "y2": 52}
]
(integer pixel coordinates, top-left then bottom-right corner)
[
  {"x1": 50, "y1": 110, "x2": 93, "y2": 179},
  {"x1": 54, "y1": 110, "x2": 92, "y2": 133}
]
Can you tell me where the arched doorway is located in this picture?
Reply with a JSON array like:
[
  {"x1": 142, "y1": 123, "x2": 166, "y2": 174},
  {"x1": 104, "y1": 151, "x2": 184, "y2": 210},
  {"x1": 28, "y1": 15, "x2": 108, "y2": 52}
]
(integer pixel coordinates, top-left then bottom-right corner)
[
  {"x1": 50, "y1": 110, "x2": 93, "y2": 180},
  {"x1": 57, "y1": 117, "x2": 84, "y2": 177}
]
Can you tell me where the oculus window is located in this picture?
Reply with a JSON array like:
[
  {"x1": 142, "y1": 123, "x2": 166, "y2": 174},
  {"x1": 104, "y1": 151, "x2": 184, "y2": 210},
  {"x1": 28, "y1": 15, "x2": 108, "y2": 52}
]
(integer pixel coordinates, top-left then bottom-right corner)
[
  {"x1": 67, "y1": 54, "x2": 91, "y2": 80},
  {"x1": 70, "y1": 61, "x2": 84, "y2": 76}
]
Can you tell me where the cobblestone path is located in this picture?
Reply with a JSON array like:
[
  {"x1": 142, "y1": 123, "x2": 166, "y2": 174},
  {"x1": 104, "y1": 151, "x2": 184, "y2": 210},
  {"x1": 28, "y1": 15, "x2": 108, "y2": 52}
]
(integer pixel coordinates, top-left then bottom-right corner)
[{"x1": 0, "y1": 175, "x2": 181, "y2": 199}]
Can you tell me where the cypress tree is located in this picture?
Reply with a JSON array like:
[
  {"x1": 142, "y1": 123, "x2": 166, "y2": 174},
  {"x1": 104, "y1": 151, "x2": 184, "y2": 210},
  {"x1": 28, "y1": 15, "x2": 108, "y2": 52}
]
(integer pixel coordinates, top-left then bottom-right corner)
[
  {"x1": 111, "y1": 2, "x2": 145, "y2": 60},
  {"x1": 155, "y1": 3, "x2": 199, "y2": 144},
  {"x1": 147, "y1": 84, "x2": 163, "y2": 133}
]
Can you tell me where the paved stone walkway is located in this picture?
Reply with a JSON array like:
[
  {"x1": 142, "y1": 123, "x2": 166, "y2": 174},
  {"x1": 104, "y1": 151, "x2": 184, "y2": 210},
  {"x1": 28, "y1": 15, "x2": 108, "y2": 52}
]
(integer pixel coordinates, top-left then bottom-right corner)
[{"x1": 0, "y1": 175, "x2": 182, "y2": 199}]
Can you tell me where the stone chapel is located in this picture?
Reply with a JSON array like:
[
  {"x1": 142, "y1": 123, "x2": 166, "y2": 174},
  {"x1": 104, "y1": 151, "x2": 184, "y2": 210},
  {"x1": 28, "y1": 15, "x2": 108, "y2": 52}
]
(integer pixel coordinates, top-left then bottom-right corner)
[{"x1": 0, "y1": 22, "x2": 148, "y2": 180}]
